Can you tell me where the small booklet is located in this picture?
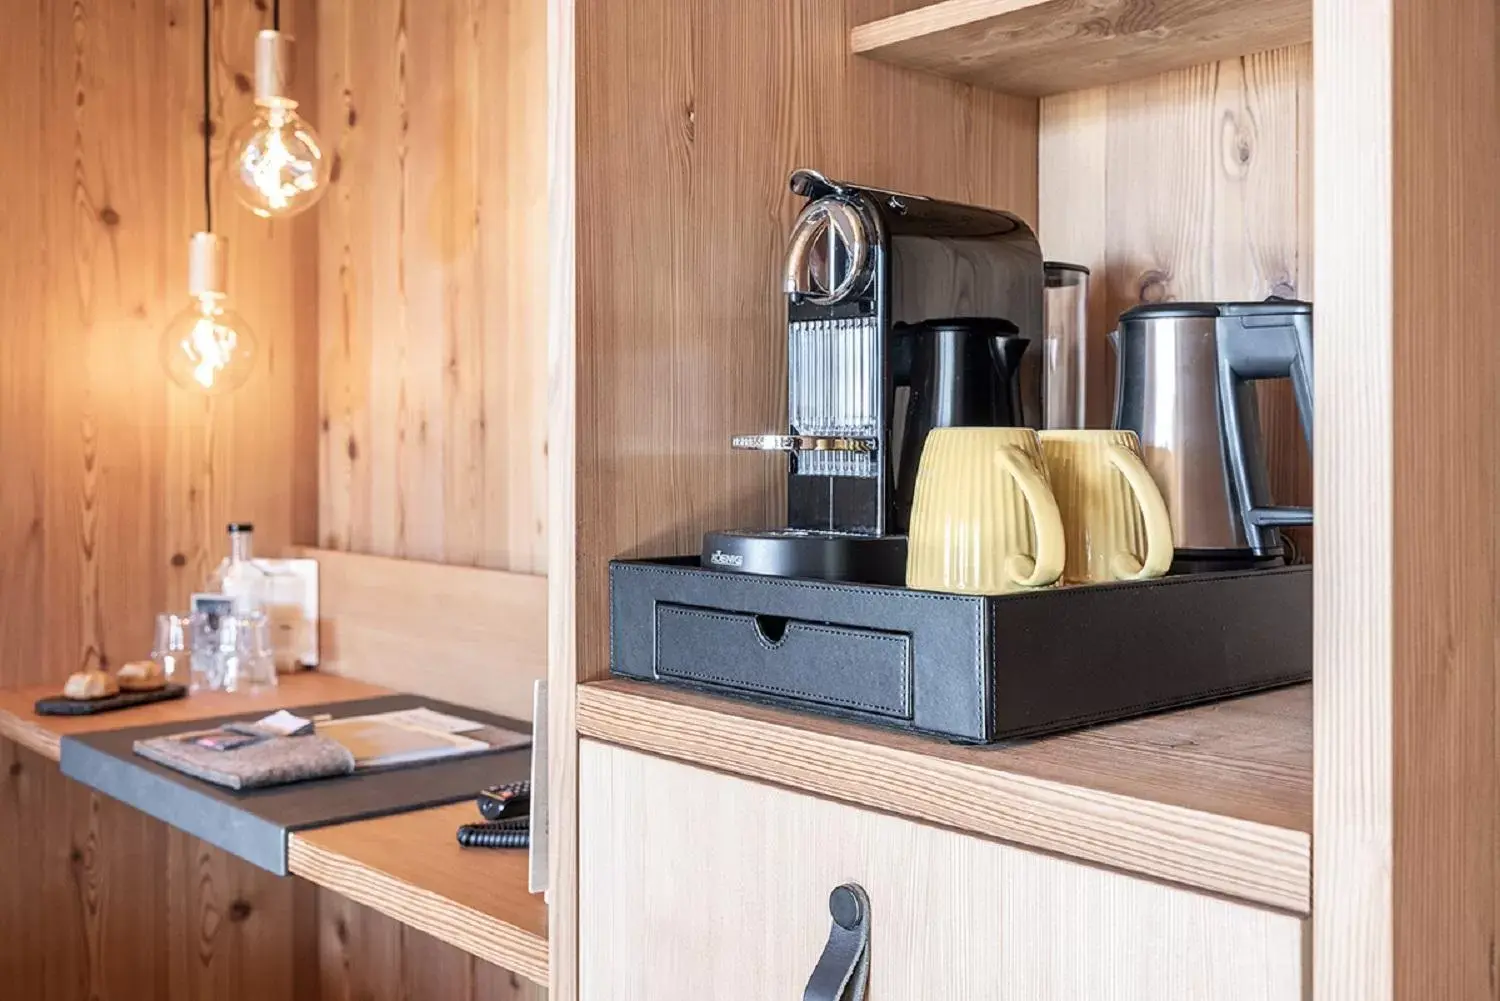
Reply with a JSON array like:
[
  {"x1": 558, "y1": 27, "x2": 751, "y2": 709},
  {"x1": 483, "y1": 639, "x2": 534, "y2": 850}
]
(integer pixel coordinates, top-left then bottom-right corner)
[{"x1": 317, "y1": 709, "x2": 529, "y2": 770}]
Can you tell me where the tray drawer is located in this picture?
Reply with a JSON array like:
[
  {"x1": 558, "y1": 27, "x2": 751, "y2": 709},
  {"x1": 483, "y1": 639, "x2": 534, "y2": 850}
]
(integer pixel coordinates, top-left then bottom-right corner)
[
  {"x1": 579, "y1": 742, "x2": 1308, "y2": 1001},
  {"x1": 655, "y1": 604, "x2": 913, "y2": 719}
]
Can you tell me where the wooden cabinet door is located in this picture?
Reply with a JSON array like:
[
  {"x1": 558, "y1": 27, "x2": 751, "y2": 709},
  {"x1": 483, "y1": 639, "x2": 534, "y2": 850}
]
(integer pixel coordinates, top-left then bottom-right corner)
[{"x1": 579, "y1": 740, "x2": 1306, "y2": 1001}]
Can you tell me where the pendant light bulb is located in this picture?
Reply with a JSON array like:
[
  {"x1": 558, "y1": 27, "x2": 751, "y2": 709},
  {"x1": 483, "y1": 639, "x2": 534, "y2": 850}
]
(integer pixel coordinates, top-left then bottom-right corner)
[
  {"x1": 161, "y1": 233, "x2": 258, "y2": 395},
  {"x1": 227, "y1": 30, "x2": 329, "y2": 218}
]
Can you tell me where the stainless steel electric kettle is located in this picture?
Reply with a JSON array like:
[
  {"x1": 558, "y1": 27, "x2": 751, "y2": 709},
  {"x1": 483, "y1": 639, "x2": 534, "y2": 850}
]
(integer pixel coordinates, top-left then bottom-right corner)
[{"x1": 1110, "y1": 298, "x2": 1313, "y2": 570}]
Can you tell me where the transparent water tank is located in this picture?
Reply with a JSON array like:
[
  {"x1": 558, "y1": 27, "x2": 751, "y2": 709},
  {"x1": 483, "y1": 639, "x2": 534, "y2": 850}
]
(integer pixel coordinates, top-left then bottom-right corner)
[{"x1": 1043, "y1": 261, "x2": 1091, "y2": 429}]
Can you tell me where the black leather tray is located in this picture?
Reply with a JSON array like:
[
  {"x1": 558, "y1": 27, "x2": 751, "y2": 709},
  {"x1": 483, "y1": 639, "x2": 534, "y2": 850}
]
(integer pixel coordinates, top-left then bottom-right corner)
[{"x1": 610, "y1": 557, "x2": 1311, "y2": 743}]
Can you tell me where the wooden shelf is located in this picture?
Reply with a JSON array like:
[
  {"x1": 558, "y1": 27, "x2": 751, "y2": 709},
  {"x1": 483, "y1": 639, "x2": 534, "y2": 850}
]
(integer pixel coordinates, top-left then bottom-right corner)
[
  {"x1": 851, "y1": 0, "x2": 1311, "y2": 97},
  {"x1": 289, "y1": 804, "x2": 548, "y2": 986},
  {"x1": 578, "y1": 678, "x2": 1312, "y2": 914},
  {"x1": 0, "y1": 673, "x2": 392, "y2": 763}
]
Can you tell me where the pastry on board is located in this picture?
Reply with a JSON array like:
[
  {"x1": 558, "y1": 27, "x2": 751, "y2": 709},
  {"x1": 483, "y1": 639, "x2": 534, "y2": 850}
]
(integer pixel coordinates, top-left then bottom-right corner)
[
  {"x1": 62, "y1": 669, "x2": 119, "y2": 701},
  {"x1": 116, "y1": 660, "x2": 167, "y2": 692}
]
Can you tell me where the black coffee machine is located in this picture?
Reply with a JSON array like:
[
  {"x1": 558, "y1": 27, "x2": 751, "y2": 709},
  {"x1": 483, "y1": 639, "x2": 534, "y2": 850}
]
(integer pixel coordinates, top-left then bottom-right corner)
[{"x1": 702, "y1": 169, "x2": 1045, "y2": 584}]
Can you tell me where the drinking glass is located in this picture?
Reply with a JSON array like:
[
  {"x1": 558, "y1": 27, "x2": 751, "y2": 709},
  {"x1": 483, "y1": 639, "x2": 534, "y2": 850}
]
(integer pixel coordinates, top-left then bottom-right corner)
[
  {"x1": 222, "y1": 612, "x2": 278, "y2": 694},
  {"x1": 190, "y1": 610, "x2": 277, "y2": 693},
  {"x1": 151, "y1": 613, "x2": 192, "y2": 685}
]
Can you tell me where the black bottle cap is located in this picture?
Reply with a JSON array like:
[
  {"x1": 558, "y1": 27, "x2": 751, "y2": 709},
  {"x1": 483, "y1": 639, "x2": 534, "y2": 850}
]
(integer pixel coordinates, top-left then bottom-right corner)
[{"x1": 227, "y1": 522, "x2": 254, "y2": 533}]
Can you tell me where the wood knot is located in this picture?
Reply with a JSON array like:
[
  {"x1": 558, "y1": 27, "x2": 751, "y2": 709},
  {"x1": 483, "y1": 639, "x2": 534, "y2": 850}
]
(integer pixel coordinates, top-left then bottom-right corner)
[
  {"x1": 329, "y1": 153, "x2": 342, "y2": 184},
  {"x1": 683, "y1": 98, "x2": 695, "y2": 143},
  {"x1": 200, "y1": 118, "x2": 217, "y2": 140},
  {"x1": 228, "y1": 899, "x2": 252, "y2": 923},
  {"x1": 233, "y1": 72, "x2": 252, "y2": 95},
  {"x1": 1270, "y1": 279, "x2": 1297, "y2": 299},
  {"x1": 170, "y1": 553, "x2": 187, "y2": 568},
  {"x1": 320, "y1": 416, "x2": 331, "y2": 432},
  {"x1": 254, "y1": 0, "x2": 268, "y2": 11},
  {"x1": 346, "y1": 436, "x2": 359, "y2": 461},
  {"x1": 69, "y1": 846, "x2": 83, "y2": 864},
  {"x1": 98, "y1": 206, "x2": 121, "y2": 227},
  {"x1": 7, "y1": 761, "x2": 21, "y2": 778},
  {"x1": 334, "y1": 917, "x2": 349, "y2": 945},
  {"x1": 347, "y1": 104, "x2": 358, "y2": 128},
  {"x1": 1137, "y1": 269, "x2": 1171, "y2": 303}
]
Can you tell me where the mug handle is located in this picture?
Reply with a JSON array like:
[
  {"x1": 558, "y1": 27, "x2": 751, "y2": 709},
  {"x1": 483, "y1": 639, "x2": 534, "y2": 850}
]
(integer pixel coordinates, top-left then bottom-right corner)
[
  {"x1": 1105, "y1": 444, "x2": 1174, "y2": 580},
  {"x1": 995, "y1": 446, "x2": 1065, "y2": 588}
]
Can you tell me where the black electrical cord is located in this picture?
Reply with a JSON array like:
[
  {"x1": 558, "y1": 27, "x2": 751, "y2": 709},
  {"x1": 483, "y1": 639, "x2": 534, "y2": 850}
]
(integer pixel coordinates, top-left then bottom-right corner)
[
  {"x1": 201, "y1": 0, "x2": 213, "y2": 233},
  {"x1": 456, "y1": 818, "x2": 531, "y2": 850}
]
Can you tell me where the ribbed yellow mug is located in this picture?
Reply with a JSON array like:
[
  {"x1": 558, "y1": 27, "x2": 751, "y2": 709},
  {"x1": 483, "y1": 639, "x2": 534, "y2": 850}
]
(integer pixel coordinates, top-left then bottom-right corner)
[
  {"x1": 1039, "y1": 429, "x2": 1174, "y2": 584},
  {"x1": 905, "y1": 427, "x2": 1065, "y2": 595}
]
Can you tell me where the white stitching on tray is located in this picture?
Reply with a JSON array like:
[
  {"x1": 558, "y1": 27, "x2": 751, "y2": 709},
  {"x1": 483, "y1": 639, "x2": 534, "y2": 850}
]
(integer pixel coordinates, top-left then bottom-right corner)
[
  {"x1": 657, "y1": 606, "x2": 912, "y2": 715},
  {"x1": 660, "y1": 606, "x2": 907, "y2": 650}
]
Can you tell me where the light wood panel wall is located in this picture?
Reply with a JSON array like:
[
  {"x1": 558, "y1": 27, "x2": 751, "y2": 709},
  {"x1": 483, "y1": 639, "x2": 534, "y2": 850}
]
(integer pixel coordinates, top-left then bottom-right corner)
[
  {"x1": 1313, "y1": 0, "x2": 1500, "y2": 998},
  {"x1": 1038, "y1": 45, "x2": 1313, "y2": 549},
  {"x1": 317, "y1": 0, "x2": 549, "y2": 576},
  {"x1": 552, "y1": 1, "x2": 1038, "y2": 997},
  {"x1": 0, "y1": 2, "x2": 546, "y2": 999},
  {"x1": 294, "y1": 546, "x2": 547, "y2": 720},
  {"x1": 0, "y1": 0, "x2": 317, "y2": 686},
  {"x1": 0, "y1": 0, "x2": 319, "y2": 998}
]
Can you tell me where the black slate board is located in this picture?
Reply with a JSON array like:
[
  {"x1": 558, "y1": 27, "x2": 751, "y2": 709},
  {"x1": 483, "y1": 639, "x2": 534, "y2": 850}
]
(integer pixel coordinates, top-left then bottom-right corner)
[
  {"x1": 36, "y1": 683, "x2": 189, "y2": 716},
  {"x1": 59, "y1": 694, "x2": 531, "y2": 875}
]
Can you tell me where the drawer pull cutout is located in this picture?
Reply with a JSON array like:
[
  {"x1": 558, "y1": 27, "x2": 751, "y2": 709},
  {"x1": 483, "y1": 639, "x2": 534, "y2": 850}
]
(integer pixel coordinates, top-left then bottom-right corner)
[{"x1": 803, "y1": 883, "x2": 870, "y2": 1001}]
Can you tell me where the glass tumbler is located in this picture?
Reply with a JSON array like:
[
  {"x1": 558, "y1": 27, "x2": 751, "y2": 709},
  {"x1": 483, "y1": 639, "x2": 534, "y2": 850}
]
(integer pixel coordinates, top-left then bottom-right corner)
[
  {"x1": 221, "y1": 612, "x2": 278, "y2": 694},
  {"x1": 151, "y1": 613, "x2": 192, "y2": 685},
  {"x1": 190, "y1": 610, "x2": 277, "y2": 693}
]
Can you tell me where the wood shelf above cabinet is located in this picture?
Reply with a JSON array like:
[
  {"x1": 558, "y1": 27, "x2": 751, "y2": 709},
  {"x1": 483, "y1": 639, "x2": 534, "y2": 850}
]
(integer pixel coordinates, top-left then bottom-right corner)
[
  {"x1": 578, "y1": 678, "x2": 1312, "y2": 914},
  {"x1": 850, "y1": 0, "x2": 1312, "y2": 97},
  {"x1": 288, "y1": 804, "x2": 548, "y2": 986}
]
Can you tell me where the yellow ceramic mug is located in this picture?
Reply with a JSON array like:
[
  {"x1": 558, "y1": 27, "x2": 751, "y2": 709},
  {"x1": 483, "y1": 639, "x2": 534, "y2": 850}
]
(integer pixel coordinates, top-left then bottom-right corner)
[
  {"x1": 906, "y1": 428, "x2": 1065, "y2": 594},
  {"x1": 1039, "y1": 429, "x2": 1174, "y2": 584}
]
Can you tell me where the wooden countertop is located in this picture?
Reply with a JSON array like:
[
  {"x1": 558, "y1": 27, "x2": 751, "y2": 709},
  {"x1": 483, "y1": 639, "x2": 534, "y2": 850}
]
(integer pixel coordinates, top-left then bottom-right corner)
[
  {"x1": 0, "y1": 673, "x2": 393, "y2": 761},
  {"x1": 578, "y1": 679, "x2": 1312, "y2": 914},
  {"x1": 0, "y1": 672, "x2": 548, "y2": 982},
  {"x1": 288, "y1": 803, "x2": 548, "y2": 985}
]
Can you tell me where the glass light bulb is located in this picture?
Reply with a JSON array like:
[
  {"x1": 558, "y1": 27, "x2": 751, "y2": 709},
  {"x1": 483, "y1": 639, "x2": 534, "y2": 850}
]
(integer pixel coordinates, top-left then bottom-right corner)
[
  {"x1": 227, "y1": 104, "x2": 329, "y2": 218},
  {"x1": 161, "y1": 294, "x2": 258, "y2": 395}
]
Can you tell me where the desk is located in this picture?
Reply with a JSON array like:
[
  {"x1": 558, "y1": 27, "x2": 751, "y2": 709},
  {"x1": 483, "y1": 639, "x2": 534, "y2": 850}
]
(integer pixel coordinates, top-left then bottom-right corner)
[{"x1": 0, "y1": 673, "x2": 548, "y2": 985}]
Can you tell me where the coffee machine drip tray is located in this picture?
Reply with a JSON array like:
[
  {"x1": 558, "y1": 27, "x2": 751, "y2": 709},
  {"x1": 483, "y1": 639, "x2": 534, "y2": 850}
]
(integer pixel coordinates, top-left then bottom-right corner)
[{"x1": 701, "y1": 529, "x2": 907, "y2": 586}]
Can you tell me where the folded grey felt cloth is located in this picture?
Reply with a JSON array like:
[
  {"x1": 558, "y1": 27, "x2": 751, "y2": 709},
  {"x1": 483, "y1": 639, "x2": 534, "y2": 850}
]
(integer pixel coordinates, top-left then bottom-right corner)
[{"x1": 134, "y1": 726, "x2": 356, "y2": 790}]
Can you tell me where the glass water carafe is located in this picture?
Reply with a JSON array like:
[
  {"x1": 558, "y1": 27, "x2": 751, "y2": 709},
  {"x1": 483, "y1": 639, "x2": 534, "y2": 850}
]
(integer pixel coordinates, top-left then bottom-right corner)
[{"x1": 209, "y1": 522, "x2": 270, "y2": 615}]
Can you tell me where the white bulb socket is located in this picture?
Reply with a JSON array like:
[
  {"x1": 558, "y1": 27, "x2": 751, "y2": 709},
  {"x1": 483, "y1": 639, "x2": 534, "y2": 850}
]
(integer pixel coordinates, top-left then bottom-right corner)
[
  {"x1": 187, "y1": 232, "x2": 228, "y2": 299},
  {"x1": 254, "y1": 29, "x2": 297, "y2": 109}
]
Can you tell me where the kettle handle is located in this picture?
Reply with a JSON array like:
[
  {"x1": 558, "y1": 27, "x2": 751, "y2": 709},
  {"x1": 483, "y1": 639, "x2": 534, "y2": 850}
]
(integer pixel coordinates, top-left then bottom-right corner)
[{"x1": 1215, "y1": 312, "x2": 1314, "y2": 555}]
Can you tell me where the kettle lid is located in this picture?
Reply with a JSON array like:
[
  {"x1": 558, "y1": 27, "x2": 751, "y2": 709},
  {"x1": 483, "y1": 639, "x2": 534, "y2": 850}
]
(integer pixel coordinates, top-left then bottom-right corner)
[{"x1": 1120, "y1": 297, "x2": 1312, "y2": 321}]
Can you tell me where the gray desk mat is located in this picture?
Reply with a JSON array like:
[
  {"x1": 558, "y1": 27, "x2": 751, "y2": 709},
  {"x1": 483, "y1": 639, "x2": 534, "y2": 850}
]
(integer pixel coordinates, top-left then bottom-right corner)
[{"x1": 59, "y1": 694, "x2": 530, "y2": 875}]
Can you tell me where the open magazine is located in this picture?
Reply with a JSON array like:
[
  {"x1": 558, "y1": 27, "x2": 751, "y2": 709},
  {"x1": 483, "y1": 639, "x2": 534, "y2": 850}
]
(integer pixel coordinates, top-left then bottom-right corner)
[{"x1": 315, "y1": 707, "x2": 529, "y2": 770}]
